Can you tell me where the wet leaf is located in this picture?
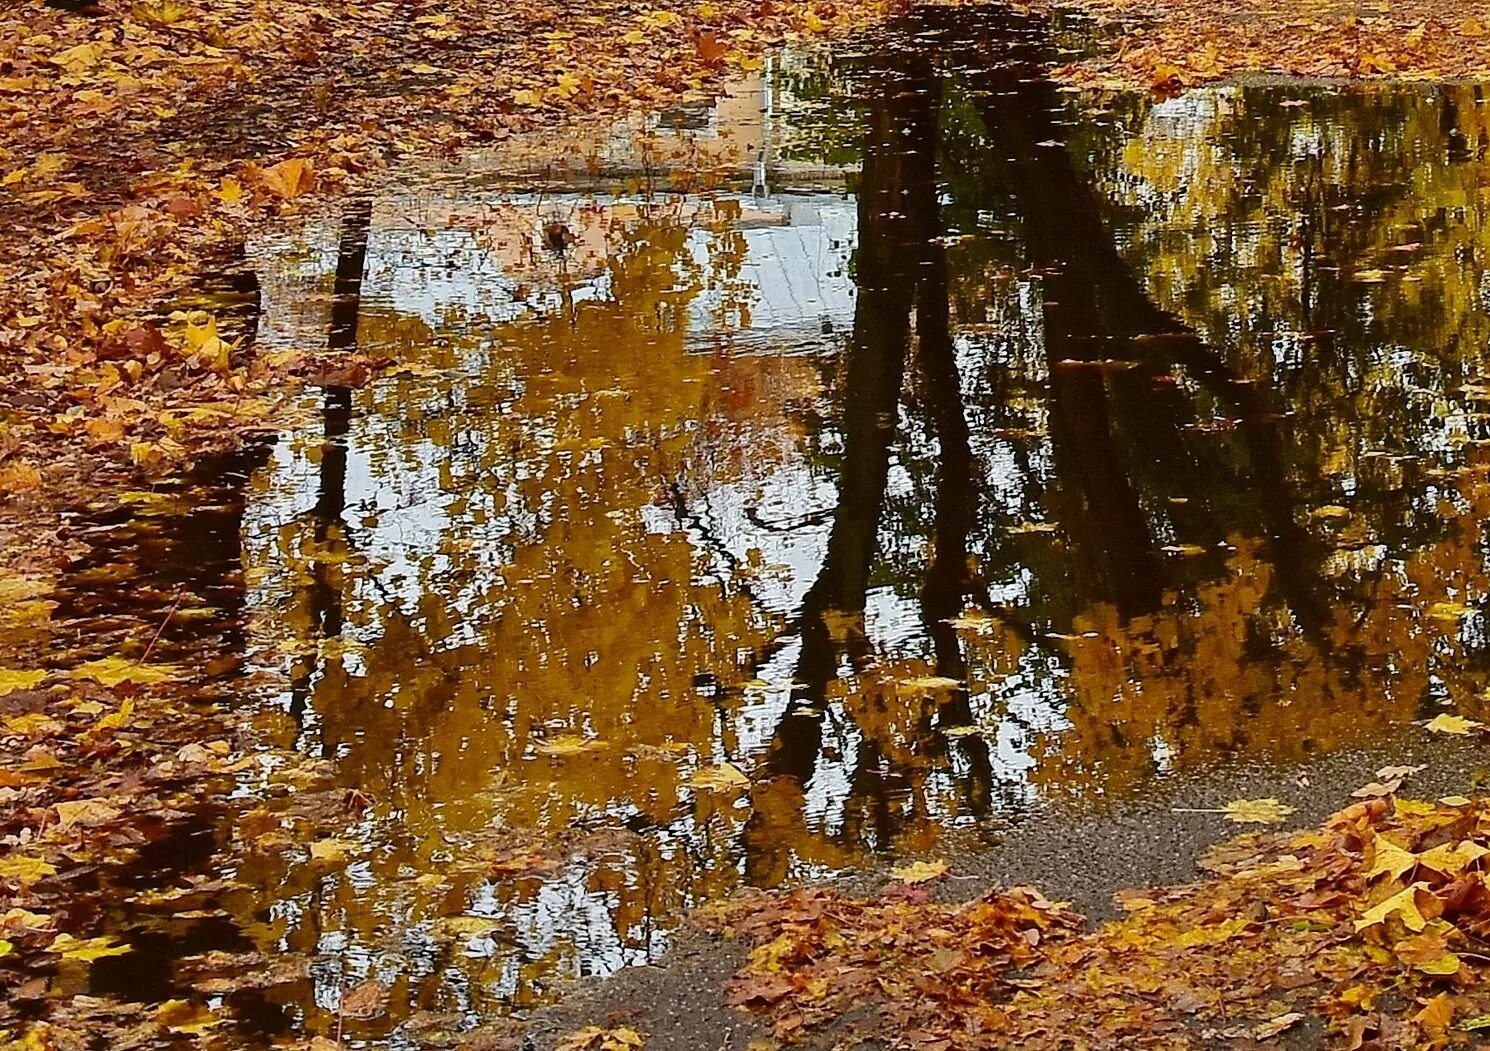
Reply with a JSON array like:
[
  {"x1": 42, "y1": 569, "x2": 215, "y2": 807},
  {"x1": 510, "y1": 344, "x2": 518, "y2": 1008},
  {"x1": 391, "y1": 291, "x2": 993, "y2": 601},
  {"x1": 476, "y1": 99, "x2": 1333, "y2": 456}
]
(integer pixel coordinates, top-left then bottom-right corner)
[
  {"x1": 54, "y1": 799, "x2": 122, "y2": 828},
  {"x1": 0, "y1": 669, "x2": 46, "y2": 695},
  {"x1": 689, "y1": 762, "x2": 751, "y2": 792},
  {"x1": 308, "y1": 839, "x2": 357, "y2": 863},
  {"x1": 0, "y1": 856, "x2": 56, "y2": 884},
  {"x1": 889, "y1": 859, "x2": 949, "y2": 884},
  {"x1": 557, "y1": 1026, "x2": 646, "y2": 1051},
  {"x1": 340, "y1": 978, "x2": 390, "y2": 1020},
  {"x1": 47, "y1": 934, "x2": 132, "y2": 962},
  {"x1": 68, "y1": 657, "x2": 182, "y2": 686},
  {"x1": 897, "y1": 676, "x2": 963, "y2": 692},
  {"x1": 1426, "y1": 714, "x2": 1483, "y2": 735},
  {"x1": 535, "y1": 734, "x2": 607, "y2": 756}
]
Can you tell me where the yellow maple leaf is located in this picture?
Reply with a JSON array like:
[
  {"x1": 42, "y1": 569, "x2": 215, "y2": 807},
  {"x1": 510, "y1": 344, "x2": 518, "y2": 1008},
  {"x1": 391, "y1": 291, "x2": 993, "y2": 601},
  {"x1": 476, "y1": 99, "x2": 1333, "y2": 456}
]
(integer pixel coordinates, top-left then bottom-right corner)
[
  {"x1": 69, "y1": 657, "x2": 182, "y2": 686},
  {"x1": 1364, "y1": 840, "x2": 1418, "y2": 882},
  {"x1": 307, "y1": 838, "x2": 357, "y2": 862},
  {"x1": 0, "y1": 669, "x2": 46, "y2": 696},
  {"x1": 889, "y1": 859, "x2": 949, "y2": 883},
  {"x1": 0, "y1": 856, "x2": 56, "y2": 884},
  {"x1": 47, "y1": 933, "x2": 132, "y2": 963},
  {"x1": 1355, "y1": 882, "x2": 1429, "y2": 933},
  {"x1": 1426, "y1": 713, "x2": 1483, "y2": 736},
  {"x1": 1222, "y1": 798, "x2": 1295, "y2": 824}
]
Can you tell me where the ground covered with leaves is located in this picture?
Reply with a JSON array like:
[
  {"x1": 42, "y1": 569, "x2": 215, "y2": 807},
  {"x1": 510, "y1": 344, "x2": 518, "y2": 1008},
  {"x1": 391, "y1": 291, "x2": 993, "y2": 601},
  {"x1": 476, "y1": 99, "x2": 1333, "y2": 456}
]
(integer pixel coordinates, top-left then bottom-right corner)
[
  {"x1": 697, "y1": 788, "x2": 1490, "y2": 1049},
  {"x1": 1040, "y1": 0, "x2": 1490, "y2": 92}
]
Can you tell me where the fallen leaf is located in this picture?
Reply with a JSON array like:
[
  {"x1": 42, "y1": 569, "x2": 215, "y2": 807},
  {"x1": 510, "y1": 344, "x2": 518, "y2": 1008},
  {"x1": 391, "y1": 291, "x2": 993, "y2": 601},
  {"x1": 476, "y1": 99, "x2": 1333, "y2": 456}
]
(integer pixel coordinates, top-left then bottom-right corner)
[
  {"x1": 0, "y1": 856, "x2": 57, "y2": 884},
  {"x1": 0, "y1": 669, "x2": 46, "y2": 695},
  {"x1": 1426, "y1": 714, "x2": 1483, "y2": 736},
  {"x1": 55, "y1": 799, "x2": 121, "y2": 828},
  {"x1": 890, "y1": 859, "x2": 950, "y2": 884},
  {"x1": 1355, "y1": 882, "x2": 1429, "y2": 933},
  {"x1": 1222, "y1": 798, "x2": 1295, "y2": 824},
  {"x1": 689, "y1": 763, "x2": 751, "y2": 792},
  {"x1": 1254, "y1": 1012, "x2": 1303, "y2": 1039},
  {"x1": 307, "y1": 839, "x2": 357, "y2": 862},
  {"x1": 69, "y1": 657, "x2": 182, "y2": 686}
]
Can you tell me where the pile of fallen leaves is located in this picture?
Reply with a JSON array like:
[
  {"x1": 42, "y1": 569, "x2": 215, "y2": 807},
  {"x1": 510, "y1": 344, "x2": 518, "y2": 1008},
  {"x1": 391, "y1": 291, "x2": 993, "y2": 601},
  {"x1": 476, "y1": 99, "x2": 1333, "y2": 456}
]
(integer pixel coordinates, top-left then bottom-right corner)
[
  {"x1": 1038, "y1": 0, "x2": 1490, "y2": 92},
  {"x1": 707, "y1": 789, "x2": 1490, "y2": 1048}
]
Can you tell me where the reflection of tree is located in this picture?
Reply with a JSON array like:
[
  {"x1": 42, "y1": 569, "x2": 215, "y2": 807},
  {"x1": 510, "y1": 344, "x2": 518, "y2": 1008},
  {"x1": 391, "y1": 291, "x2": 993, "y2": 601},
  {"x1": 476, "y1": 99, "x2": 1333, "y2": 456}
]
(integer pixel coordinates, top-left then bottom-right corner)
[{"x1": 287, "y1": 198, "x2": 369, "y2": 733}]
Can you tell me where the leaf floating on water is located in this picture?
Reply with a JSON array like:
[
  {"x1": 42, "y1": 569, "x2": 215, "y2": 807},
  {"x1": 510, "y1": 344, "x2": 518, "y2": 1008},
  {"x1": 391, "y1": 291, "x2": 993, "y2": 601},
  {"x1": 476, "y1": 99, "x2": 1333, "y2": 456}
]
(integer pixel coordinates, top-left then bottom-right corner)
[
  {"x1": 689, "y1": 763, "x2": 751, "y2": 793},
  {"x1": 535, "y1": 734, "x2": 607, "y2": 757},
  {"x1": 0, "y1": 669, "x2": 46, "y2": 695},
  {"x1": 941, "y1": 724, "x2": 987, "y2": 738},
  {"x1": 944, "y1": 612, "x2": 998, "y2": 634},
  {"x1": 54, "y1": 799, "x2": 121, "y2": 828},
  {"x1": 1427, "y1": 602, "x2": 1477, "y2": 622},
  {"x1": 47, "y1": 933, "x2": 133, "y2": 962},
  {"x1": 339, "y1": 978, "x2": 390, "y2": 1020},
  {"x1": 0, "y1": 856, "x2": 56, "y2": 884},
  {"x1": 307, "y1": 838, "x2": 357, "y2": 863},
  {"x1": 897, "y1": 676, "x2": 963, "y2": 692},
  {"x1": 1425, "y1": 714, "x2": 1483, "y2": 735},
  {"x1": 889, "y1": 859, "x2": 949, "y2": 884},
  {"x1": 154, "y1": 999, "x2": 222, "y2": 1035},
  {"x1": 68, "y1": 657, "x2": 182, "y2": 686}
]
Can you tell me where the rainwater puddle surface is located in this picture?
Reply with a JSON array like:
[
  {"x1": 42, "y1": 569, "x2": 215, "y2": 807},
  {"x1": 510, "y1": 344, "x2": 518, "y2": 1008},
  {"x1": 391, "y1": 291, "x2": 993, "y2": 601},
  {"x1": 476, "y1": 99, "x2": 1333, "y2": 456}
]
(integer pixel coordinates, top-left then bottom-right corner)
[{"x1": 56, "y1": 4, "x2": 1490, "y2": 1044}]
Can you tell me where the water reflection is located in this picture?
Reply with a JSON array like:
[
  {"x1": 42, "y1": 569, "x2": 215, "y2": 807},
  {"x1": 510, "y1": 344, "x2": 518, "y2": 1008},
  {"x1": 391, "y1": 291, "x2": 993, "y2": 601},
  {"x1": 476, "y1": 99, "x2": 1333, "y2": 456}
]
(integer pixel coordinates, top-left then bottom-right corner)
[{"x1": 212, "y1": 5, "x2": 1490, "y2": 1039}]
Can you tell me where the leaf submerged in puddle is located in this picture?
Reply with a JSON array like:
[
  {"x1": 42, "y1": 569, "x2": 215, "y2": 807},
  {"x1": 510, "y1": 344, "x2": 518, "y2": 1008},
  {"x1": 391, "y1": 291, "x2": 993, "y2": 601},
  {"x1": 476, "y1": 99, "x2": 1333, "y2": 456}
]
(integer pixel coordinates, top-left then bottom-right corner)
[{"x1": 889, "y1": 859, "x2": 949, "y2": 884}]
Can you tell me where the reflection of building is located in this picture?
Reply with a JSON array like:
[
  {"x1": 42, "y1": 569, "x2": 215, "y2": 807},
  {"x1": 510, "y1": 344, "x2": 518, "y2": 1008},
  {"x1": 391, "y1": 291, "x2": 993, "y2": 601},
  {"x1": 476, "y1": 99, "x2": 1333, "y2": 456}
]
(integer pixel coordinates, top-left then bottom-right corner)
[{"x1": 257, "y1": 187, "x2": 859, "y2": 354}]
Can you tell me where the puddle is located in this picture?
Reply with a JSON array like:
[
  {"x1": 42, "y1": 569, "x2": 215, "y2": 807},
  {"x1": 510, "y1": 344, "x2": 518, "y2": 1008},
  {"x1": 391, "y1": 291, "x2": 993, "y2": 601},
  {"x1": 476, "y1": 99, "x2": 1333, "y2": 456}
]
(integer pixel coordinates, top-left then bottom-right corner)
[{"x1": 35, "y1": 3, "x2": 1490, "y2": 1044}]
